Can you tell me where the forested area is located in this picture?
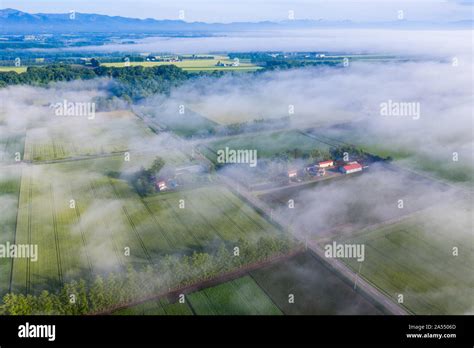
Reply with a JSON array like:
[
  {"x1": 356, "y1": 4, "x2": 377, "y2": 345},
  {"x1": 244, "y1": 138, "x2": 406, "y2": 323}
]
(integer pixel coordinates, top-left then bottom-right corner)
[{"x1": 0, "y1": 64, "x2": 189, "y2": 101}]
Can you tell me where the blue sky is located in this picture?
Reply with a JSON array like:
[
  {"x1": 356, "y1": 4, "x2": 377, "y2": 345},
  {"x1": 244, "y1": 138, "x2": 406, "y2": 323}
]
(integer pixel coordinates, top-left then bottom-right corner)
[{"x1": 3, "y1": 0, "x2": 472, "y2": 23}]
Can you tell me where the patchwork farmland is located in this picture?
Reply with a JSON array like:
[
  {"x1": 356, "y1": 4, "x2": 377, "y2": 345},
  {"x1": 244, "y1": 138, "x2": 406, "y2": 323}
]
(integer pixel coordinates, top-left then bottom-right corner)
[
  {"x1": 111, "y1": 252, "x2": 388, "y2": 315},
  {"x1": 0, "y1": 80, "x2": 470, "y2": 317},
  {"x1": 7, "y1": 155, "x2": 286, "y2": 296}
]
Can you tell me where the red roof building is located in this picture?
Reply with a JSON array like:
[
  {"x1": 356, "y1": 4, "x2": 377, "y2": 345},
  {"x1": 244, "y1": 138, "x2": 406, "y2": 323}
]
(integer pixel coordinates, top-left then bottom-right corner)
[
  {"x1": 288, "y1": 169, "x2": 298, "y2": 178},
  {"x1": 340, "y1": 163, "x2": 362, "y2": 174},
  {"x1": 318, "y1": 160, "x2": 334, "y2": 168}
]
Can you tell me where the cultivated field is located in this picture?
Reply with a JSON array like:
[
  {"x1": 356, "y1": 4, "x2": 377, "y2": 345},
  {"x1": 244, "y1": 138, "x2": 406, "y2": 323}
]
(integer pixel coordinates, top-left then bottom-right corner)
[
  {"x1": 0, "y1": 66, "x2": 27, "y2": 73},
  {"x1": 23, "y1": 110, "x2": 154, "y2": 162},
  {"x1": 0, "y1": 165, "x2": 22, "y2": 295},
  {"x1": 8, "y1": 156, "x2": 284, "y2": 296},
  {"x1": 333, "y1": 201, "x2": 473, "y2": 314},
  {"x1": 188, "y1": 104, "x2": 283, "y2": 125},
  {"x1": 136, "y1": 106, "x2": 218, "y2": 138},
  {"x1": 0, "y1": 134, "x2": 25, "y2": 163},
  {"x1": 186, "y1": 276, "x2": 281, "y2": 315},
  {"x1": 250, "y1": 252, "x2": 383, "y2": 314},
  {"x1": 203, "y1": 130, "x2": 330, "y2": 164},
  {"x1": 113, "y1": 275, "x2": 282, "y2": 315}
]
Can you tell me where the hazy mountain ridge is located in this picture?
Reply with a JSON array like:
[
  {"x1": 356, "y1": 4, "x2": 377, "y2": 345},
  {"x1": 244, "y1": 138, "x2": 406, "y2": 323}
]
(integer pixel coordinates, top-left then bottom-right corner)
[{"x1": 1, "y1": 8, "x2": 472, "y2": 34}]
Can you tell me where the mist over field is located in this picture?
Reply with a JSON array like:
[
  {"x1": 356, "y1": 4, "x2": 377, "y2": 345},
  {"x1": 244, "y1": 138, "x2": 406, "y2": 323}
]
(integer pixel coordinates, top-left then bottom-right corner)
[
  {"x1": 47, "y1": 29, "x2": 473, "y2": 58},
  {"x1": 0, "y1": 15, "x2": 472, "y2": 317},
  {"x1": 141, "y1": 56, "x2": 473, "y2": 174}
]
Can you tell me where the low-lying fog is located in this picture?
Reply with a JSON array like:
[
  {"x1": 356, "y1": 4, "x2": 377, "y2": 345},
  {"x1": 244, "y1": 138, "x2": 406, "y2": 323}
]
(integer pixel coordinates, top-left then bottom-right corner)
[{"x1": 1, "y1": 28, "x2": 472, "y2": 313}]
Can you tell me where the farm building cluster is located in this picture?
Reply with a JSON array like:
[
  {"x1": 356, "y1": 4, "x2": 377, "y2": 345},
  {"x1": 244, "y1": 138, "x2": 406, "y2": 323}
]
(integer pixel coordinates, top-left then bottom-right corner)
[
  {"x1": 155, "y1": 164, "x2": 209, "y2": 192},
  {"x1": 215, "y1": 60, "x2": 240, "y2": 67},
  {"x1": 287, "y1": 159, "x2": 365, "y2": 182}
]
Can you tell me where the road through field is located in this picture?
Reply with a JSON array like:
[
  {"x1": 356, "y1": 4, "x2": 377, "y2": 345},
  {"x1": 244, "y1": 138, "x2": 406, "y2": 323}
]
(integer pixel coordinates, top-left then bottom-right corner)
[{"x1": 217, "y1": 173, "x2": 409, "y2": 315}]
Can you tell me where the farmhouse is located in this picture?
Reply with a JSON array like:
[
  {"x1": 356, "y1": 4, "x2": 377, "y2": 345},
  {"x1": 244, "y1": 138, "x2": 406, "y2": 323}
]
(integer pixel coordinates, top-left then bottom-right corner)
[
  {"x1": 340, "y1": 162, "x2": 362, "y2": 174},
  {"x1": 157, "y1": 180, "x2": 168, "y2": 191},
  {"x1": 306, "y1": 165, "x2": 326, "y2": 176},
  {"x1": 318, "y1": 160, "x2": 333, "y2": 168},
  {"x1": 288, "y1": 169, "x2": 298, "y2": 179}
]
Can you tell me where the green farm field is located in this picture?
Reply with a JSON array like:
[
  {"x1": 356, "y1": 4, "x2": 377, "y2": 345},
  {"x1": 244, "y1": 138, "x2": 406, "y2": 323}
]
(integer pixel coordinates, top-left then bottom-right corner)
[
  {"x1": 203, "y1": 130, "x2": 331, "y2": 164},
  {"x1": 250, "y1": 252, "x2": 384, "y2": 314},
  {"x1": 137, "y1": 107, "x2": 218, "y2": 138},
  {"x1": 7, "y1": 156, "x2": 285, "y2": 296},
  {"x1": 186, "y1": 275, "x2": 281, "y2": 315},
  {"x1": 331, "y1": 201, "x2": 473, "y2": 314},
  {"x1": 0, "y1": 66, "x2": 27, "y2": 73},
  {"x1": 23, "y1": 110, "x2": 155, "y2": 162},
  {"x1": 0, "y1": 134, "x2": 25, "y2": 163},
  {"x1": 113, "y1": 275, "x2": 282, "y2": 315},
  {"x1": 0, "y1": 165, "x2": 22, "y2": 295}
]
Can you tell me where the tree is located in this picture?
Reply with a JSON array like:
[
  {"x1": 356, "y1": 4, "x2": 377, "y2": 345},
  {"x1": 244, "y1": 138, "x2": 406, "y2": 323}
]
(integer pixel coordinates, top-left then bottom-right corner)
[
  {"x1": 149, "y1": 157, "x2": 165, "y2": 175},
  {"x1": 310, "y1": 149, "x2": 322, "y2": 161},
  {"x1": 89, "y1": 276, "x2": 106, "y2": 312},
  {"x1": 90, "y1": 58, "x2": 100, "y2": 68}
]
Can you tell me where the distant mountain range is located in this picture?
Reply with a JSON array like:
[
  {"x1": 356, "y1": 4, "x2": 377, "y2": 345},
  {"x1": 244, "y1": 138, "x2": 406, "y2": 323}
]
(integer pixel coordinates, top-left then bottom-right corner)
[{"x1": 1, "y1": 8, "x2": 472, "y2": 34}]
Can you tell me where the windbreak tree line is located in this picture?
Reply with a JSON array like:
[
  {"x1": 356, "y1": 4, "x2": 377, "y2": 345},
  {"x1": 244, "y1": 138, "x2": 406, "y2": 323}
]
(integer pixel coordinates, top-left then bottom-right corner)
[{"x1": 0, "y1": 236, "x2": 296, "y2": 315}]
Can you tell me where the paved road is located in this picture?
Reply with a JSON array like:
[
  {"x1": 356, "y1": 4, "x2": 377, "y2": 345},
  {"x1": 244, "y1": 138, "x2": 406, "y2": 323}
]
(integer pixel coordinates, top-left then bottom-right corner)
[{"x1": 217, "y1": 173, "x2": 410, "y2": 315}]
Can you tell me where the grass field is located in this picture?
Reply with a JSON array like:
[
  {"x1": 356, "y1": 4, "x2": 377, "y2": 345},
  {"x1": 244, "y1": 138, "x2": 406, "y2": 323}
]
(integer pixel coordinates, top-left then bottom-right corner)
[
  {"x1": 0, "y1": 134, "x2": 25, "y2": 163},
  {"x1": 0, "y1": 66, "x2": 27, "y2": 73},
  {"x1": 113, "y1": 275, "x2": 282, "y2": 315},
  {"x1": 187, "y1": 276, "x2": 282, "y2": 315},
  {"x1": 203, "y1": 130, "x2": 330, "y2": 164},
  {"x1": 250, "y1": 252, "x2": 383, "y2": 314},
  {"x1": 137, "y1": 107, "x2": 218, "y2": 138},
  {"x1": 7, "y1": 156, "x2": 284, "y2": 296},
  {"x1": 0, "y1": 165, "x2": 22, "y2": 295},
  {"x1": 23, "y1": 110, "x2": 155, "y2": 162},
  {"x1": 331, "y1": 201, "x2": 473, "y2": 314}
]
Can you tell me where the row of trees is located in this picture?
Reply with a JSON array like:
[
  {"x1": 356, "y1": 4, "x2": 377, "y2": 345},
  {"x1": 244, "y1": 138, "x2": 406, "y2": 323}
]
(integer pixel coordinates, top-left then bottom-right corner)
[
  {"x1": 329, "y1": 145, "x2": 365, "y2": 160},
  {"x1": 270, "y1": 148, "x2": 333, "y2": 163},
  {"x1": 0, "y1": 236, "x2": 295, "y2": 315},
  {"x1": 269, "y1": 145, "x2": 365, "y2": 166}
]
